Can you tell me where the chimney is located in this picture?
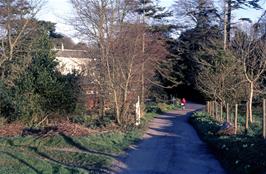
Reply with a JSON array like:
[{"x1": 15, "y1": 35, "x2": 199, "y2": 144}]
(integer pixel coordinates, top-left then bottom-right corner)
[{"x1": 61, "y1": 43, "x2": 64, "y2": 51}]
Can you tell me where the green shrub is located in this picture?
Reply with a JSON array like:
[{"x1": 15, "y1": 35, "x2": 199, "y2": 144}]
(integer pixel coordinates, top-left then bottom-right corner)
[
  {"x1": 69, "y1": 115, "x2": 94, "y2": 126},
  {"x1": 157, "y1": 102, "x2": 178, "y2": 112},
  {"x1": 145, "y1": 102, "x2": 178, "y2": 114},
  {"x1": 0, "y1": 26, "x2": 83, "y2": 124},
  {"x1": 157, "y1": 103, "x2": 168, "y2": 112},
  {"x1": 0, "y1": 82, "x2": 13, "y2": 119},
  {"x1": 145, "y1": 103, "x2": 162, "y2": 113}
]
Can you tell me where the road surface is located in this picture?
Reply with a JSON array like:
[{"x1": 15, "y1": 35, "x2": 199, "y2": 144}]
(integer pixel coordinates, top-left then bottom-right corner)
[{"x1": 111, "y1": 103, "x2": 226, "y2": 174}]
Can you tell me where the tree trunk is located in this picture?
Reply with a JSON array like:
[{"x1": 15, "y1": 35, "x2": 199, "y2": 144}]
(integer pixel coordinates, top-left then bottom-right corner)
[
  {"x1": 140, "y1": 29, "x2": 145, "y2": 117},
  {"x1": 223, "y1": 0, "x2": 231, "y2": 50},
  {"x1": 113, "y1": 91, "x2": 121, "y2": 125},
  {"x1": 140, "y1": 3, "x2": 146, "y2": 118},
  {"x1": 98, "y1": 63, "x2": 106, "y2": 118},
  {"x1": 249, "y1": 81, "x2": 254, "y2": 123},
  {"x1": 140, "y1": 62, "x2": 145, "y2": 117},
  {"x1": 99, "y1": 94, "x2": 105, "y2": 118}
]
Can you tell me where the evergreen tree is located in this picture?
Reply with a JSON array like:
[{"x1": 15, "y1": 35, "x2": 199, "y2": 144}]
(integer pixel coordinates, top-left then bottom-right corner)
[
  {"x1": 132, "y1": 0, "x2": 183, "y2": 102},
  {"x1": 133, "y1": 0, "x2": 175, "y2": 35},
  {"x1": 0, "y1": 21, "x2": 82, "y2": 124},
  {"x1": 163, "y1": 0, "x2": 223, "y2": 101},
  {"x1": 223, "y1": 0, "x2": 262, "y2": 49}
]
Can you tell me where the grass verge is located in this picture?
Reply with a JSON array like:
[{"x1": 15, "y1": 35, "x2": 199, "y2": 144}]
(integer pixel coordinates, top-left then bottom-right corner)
[
  {"x1": 189, "y1": 111, "x2": 266, "y2": 174},
  {"x1": 0, "y1": 112, "x2": 156, "y2": 174}
]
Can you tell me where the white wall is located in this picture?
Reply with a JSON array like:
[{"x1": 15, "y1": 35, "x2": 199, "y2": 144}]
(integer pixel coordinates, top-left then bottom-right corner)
[{"x1": 56, "y1": 57, "x2": 91, "y2": 75}]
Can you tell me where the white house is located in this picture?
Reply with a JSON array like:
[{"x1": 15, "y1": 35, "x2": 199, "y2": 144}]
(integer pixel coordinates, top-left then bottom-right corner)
[
  {"x1": 53, "y1": 44, "x2": 93, "y2": 75},
  {"x1": 53, "y1": 44, "x2": 98, "y2": 110}
]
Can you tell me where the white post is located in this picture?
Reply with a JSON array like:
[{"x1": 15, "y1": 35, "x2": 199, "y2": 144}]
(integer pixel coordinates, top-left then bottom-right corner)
[
  {"x1": 61, "y1": 43, "x2": 64, "y2": 51},
  {"x1": 172, "y1": 97, "x2": 175, "y2": 105},
  {"x1": 136, "y1": 96, "x2": 141, "y2": 126}
]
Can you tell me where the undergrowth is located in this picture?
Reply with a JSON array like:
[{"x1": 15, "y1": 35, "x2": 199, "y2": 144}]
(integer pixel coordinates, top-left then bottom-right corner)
[{"x1": 190, "y1": 112, "x2": 266, "y2": 174}]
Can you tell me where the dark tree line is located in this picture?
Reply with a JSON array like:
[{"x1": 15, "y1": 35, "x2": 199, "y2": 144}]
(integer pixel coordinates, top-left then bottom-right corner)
[{"x1": 151, "y1": 0, "x2": 265, "y2": 105}]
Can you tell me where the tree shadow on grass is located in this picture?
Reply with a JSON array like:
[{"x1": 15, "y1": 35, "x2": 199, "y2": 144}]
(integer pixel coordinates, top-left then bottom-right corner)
[
  {"x1": 29, "y1": 146, "x2": 110, "y2": 174},
  {"x1": 0, "y1": 151, "x2": 42, "y2": 174},
  {"x1": 3, "y1": 133, "x2": 116, "y2": 173},
  {"x1": 59, "y1": 133, "x2": 118, "y2": 158}
]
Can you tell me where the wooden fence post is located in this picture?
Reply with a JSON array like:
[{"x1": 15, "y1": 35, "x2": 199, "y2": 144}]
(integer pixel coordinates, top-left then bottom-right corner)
[
  {"x1": 226, "y1": 103, "x2": 229, "y2": 122},
  {"x1": 246, "y1": 101, "x2": 249, "y2": 130},
  {"x1": 209, "y1": 101, "x2": 211, "y2": 115},
  {"x1": 210, "y1": 101, "x2": 213, "y2": 116},
  {"x1": 215, "y1": 101, "x2": 218, "y2": 120},
  {"x1": 263, "y1": 99, "x2": 266, "y2": 139},
  {"x1": 220, "y1": 102, "x2": 223, "y2": 122},
  {"x1": 205, "y1": 101, "x2": 209, "y2": 113},
  {"x1": 207, "y1": 101, "x2": 210, "y2": 114},
  {"x1": 212, "y1": 101, "x2": 215, "y2": 117},
  {"x1": 234, "y1": 104, "x2": 238, "y2": 134}
]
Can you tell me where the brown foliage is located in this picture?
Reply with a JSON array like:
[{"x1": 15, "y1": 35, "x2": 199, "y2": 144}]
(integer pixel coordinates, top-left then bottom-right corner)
[{"x1": 0, "y1": 123, "x2": 24, "y2": 137}]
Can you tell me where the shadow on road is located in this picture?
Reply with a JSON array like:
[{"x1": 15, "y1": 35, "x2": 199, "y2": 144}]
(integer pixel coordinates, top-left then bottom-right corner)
[{"x1": 111, "y1": 103, "x2": 226, "y2": 174}]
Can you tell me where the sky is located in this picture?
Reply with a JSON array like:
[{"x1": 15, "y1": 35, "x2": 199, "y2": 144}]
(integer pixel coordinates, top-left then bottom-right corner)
[
  {"x1": 37, "y1": 0, "x2": 176, "y2": 38},
  {"x1": 37, "y1": 0, "x2": 266, "y2": 39},
  {"x1": 38, "y1": 0, "x2": 74, "y2": 36}
]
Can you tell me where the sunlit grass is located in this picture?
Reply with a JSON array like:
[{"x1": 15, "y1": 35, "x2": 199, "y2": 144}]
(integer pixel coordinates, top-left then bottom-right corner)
[{"x1": 0, "y1": 112, "x2": 157, "y2": 174}]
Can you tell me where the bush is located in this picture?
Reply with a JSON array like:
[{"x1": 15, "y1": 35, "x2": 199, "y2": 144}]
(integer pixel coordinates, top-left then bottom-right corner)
[
  {"x1": 0, "y1": 82, "x2": 13, "y2": 119},
  {"x1": 0, "y1": 28, "x2": 83, "y2": 124},
  {"x1": 145, "y1": 102, "x2": 179, "y2": 114},
  {"x1": 157, "y1": 102, "x2": 178, "y2": 112},
  {"x1": 145, "y1": 102, "x2": 162, "y2": 113},
  {"x1": 69, "y1": 115, "x2": 94, "y2": 126}
]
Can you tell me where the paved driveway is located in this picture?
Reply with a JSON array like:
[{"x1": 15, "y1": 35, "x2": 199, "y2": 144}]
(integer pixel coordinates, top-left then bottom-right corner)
[{"x1": 111, "y1": 103, "x2": 226, "y2": 174}]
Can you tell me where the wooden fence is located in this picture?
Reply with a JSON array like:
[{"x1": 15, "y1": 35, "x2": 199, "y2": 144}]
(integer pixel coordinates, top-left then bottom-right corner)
[{"x1": 206, "y1": 100, "x2": 266, "y2": 139}]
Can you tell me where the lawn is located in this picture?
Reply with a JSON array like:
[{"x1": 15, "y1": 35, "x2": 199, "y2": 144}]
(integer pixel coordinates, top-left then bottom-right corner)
[{"x1": 0, "y1": 112, "x2": 156, "y2": 174}]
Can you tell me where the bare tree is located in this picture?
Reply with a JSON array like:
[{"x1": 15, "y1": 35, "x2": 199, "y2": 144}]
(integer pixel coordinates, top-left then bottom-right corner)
[
  {"x1": 231, "y1": 28, "x2": 266, "y2": 123},
  {"x1": 132, "y1": 0, "x2": 173, "y2": 117},
  {"x1": 0, "y1": 0, "x2": 45, "y2": 86},
  {"x1": 107, "y1": 24, "x2": 146, "y2": 124},
  {"x1": 70, "y1": 0, "x2": 130, "y2": 118},
  {"x1": 223, "y1": 0, "x2": 231, "y2": 50},
  {"x1": 70, "y1": 0, "x2": 167, "y2": 124},
  {"x1": 196, "y1": 40, "x2": 246, "y2": 105}
]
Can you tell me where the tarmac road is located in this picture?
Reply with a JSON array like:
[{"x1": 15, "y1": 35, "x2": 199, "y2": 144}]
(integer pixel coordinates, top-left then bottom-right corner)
[{"x1": 111, "y1": 103, "x2": 226, "y2": 174}]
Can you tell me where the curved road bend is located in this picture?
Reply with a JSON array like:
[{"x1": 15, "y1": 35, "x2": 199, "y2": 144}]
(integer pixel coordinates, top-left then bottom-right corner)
[{"x1": 111, "y1": 103, "x2": 226, "y2": 174}]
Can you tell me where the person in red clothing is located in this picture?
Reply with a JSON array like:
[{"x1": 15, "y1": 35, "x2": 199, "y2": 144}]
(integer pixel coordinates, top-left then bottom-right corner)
[{"x1": 181, "y1": 98, "x2": 187, "y2": 110}]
